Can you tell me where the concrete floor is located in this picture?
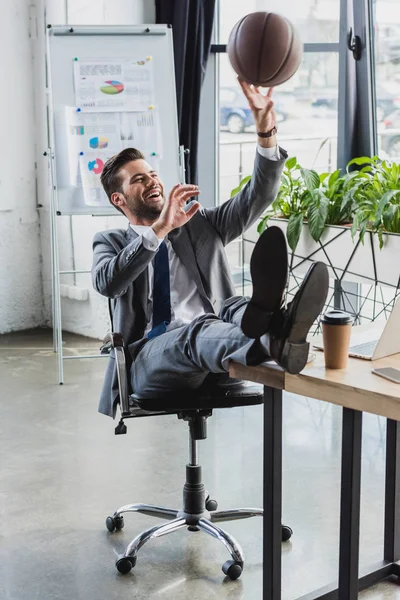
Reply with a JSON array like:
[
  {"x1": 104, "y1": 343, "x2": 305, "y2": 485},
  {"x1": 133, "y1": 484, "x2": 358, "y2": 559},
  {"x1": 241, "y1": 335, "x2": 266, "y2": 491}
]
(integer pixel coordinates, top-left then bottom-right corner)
[{"x1": 1, "y1": 329, "x2": 400, "y2": 600}]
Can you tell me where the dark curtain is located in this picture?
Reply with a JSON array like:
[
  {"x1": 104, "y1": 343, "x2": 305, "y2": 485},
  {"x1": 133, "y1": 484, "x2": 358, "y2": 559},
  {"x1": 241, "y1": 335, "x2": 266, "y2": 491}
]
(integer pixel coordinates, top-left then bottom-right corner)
[{"x1": 155, "y1": 0, "x2": 216, "y2": 184}]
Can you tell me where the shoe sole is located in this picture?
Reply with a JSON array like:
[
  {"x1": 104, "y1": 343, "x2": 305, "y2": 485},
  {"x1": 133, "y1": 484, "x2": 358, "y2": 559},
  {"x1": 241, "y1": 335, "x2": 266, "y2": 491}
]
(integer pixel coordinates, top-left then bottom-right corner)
[
  {"x1": 279, "y1": 262, "x2": 329, "y2": 374},
  {"x1": 241, "y1": 226, "x2": 288, "y2": 338}
]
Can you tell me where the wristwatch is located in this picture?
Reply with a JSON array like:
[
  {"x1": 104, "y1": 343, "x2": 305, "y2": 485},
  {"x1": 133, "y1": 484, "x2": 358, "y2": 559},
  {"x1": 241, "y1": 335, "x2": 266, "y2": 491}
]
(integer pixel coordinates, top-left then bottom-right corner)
[{"x1": 257, "y1": 127, "x2": 277, "y2": 138}]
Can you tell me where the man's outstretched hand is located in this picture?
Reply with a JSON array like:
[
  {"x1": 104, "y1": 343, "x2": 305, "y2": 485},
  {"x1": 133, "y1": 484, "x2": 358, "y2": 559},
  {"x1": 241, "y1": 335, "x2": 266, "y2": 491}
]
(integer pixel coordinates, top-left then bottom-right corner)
[
  {"x1": 238, "y1": 79, "x2": 277, "y2": 146},
  {"x1": 152, "y1": 184, "x2": 200, "y2": 239}
]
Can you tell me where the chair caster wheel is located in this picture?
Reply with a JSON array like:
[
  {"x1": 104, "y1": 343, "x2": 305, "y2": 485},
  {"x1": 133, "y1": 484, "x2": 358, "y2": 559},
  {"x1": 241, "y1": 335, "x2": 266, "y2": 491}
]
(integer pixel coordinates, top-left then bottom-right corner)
[
  {"x1": 282, "y1": 524, "x2": 293, "y2": 542},
  {"x1": 205, "y1": 494, "x2": 218, "y2": 511},
  {"x1": 106, "y1": 515, "x2": 124, "y2": 532},
  {"x1": 206, "y1": 498, "x2": 218, "y2": 511},
  {"x1": 222, "y1": 560, "x2": 243, "y2": 580},
  {"x1": 116, "y1": 555, "x2": 136, "y2": 574}
]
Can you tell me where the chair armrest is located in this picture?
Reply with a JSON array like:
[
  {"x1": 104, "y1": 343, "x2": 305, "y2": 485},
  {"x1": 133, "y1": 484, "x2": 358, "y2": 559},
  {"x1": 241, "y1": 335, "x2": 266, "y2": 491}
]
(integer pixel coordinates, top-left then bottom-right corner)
[{"x1": 101, "y1": 332, "x2": 130, "y2": 418}]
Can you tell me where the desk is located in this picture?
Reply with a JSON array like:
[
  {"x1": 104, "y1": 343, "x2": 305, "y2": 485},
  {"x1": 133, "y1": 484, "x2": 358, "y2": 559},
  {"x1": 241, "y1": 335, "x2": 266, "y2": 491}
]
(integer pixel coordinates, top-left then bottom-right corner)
[{"x1": 230, "y1": 351, "x2": 400, "y2": 600}]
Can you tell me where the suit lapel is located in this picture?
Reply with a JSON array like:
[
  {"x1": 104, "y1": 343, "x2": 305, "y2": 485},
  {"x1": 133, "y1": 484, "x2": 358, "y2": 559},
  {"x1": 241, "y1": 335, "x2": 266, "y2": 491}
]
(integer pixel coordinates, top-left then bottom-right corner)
[
  {"x1": 125, "y1": 227, "x2": 149, "y2": 319},
  {"x1": 125, "y1": 224, "x2": 213, "y2": 317}
]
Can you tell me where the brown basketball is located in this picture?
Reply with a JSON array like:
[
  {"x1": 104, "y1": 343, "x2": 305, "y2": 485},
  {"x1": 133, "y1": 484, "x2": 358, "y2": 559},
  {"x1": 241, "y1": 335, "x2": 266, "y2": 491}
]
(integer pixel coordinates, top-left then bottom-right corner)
[{"x1": 227, "y1": 12, "x2": 303, "y2": 87}]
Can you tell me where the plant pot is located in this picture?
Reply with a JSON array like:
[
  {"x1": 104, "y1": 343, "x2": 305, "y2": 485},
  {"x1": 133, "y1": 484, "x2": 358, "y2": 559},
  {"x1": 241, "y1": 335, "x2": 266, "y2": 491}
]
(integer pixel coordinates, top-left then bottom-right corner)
[{"x1": 243, "y1": 218, "x2": 400, "y2": 289}]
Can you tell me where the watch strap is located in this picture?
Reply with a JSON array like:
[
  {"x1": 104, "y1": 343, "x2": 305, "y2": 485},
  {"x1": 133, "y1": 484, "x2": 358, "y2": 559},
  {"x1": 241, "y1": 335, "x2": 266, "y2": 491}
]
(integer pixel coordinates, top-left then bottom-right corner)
[{"x1": 257, "y1": 126, "x2": 277, "y2": 138}]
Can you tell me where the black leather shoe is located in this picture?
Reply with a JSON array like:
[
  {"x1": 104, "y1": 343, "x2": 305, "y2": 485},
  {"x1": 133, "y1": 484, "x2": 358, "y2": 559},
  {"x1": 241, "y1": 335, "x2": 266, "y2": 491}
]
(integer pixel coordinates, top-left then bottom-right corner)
[
  {"x1": 266, "y1": 262, "x2": 329, "y2": 374},
  {"x1": 241, "y1": 226, "x2": 288, "y2": 339}
]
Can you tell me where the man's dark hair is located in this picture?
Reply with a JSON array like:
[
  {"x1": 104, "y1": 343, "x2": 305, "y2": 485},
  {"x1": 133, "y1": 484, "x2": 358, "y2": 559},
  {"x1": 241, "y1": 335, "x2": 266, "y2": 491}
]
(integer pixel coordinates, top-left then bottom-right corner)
[{"x1": 101, "y1": 148, "x2": 145, "y2": 214}]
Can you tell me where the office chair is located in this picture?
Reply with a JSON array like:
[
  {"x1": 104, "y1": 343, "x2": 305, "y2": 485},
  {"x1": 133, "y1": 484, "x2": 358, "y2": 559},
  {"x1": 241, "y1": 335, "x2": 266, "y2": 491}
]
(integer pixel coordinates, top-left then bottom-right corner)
[{"x1": 102, "y1": 332, "x2": 292, "y2": 580}]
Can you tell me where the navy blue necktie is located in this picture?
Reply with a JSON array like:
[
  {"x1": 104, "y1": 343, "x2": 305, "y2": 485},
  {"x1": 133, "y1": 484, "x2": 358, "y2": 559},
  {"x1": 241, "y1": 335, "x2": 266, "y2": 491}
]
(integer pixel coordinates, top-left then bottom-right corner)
[{"x1": 148, "y1": 241, "x2": 171, "y2": 339}]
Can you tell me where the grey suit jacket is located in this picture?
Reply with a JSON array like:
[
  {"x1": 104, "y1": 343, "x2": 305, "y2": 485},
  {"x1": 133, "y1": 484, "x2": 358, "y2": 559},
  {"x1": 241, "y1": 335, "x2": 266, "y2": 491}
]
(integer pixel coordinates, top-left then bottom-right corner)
[{"x1": 92, "y1": 149, "x2": 287, "y2": 417}]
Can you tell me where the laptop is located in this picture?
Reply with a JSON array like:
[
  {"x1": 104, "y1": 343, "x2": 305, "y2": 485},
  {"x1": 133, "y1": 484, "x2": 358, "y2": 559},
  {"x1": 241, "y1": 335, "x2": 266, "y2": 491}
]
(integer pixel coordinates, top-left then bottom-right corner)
[{"x1": 313, "y1": 297, "x2": 400, "y2": 361}]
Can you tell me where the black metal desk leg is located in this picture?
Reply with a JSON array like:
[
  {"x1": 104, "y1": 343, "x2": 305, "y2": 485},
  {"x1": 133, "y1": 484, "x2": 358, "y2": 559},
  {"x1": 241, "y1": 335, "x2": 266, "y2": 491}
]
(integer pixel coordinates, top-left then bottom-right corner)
[
  {"x1": 384, "y1": 419, "x2": 400, "y2": 563},
  {"x1": 338, "y1": 407, "x2": 363, "y2": 600},
  {"x1": 263, "y1": 386, "x2": 283, "y2": 600}
]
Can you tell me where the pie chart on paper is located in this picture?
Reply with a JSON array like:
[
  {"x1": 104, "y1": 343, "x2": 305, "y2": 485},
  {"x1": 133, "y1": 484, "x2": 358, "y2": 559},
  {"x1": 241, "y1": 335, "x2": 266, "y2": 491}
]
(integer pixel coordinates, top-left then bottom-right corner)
[
  {"x1": 100, "y1": 80, "x2": 124, "y2": 95},
  {"x1": 88, "y1": 158, "x2": 104, "y2": 175}
]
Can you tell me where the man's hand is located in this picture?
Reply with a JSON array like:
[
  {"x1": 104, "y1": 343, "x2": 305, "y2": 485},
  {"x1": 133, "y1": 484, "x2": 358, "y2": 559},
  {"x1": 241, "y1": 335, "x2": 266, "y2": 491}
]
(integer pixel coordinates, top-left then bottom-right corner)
[
  {"x1": 238, "y1": 79, "x2": 277, "y2": 148},
  {"x1": 151, "y1": 184, "x2": 200, "y2": 238}
]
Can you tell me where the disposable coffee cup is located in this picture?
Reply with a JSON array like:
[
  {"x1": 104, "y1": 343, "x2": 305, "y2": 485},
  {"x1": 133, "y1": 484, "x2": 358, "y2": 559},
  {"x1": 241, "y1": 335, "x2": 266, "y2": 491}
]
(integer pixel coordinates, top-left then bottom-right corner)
[{"x1": 321, "y1": 311, "x2": 353, "y2": 369}]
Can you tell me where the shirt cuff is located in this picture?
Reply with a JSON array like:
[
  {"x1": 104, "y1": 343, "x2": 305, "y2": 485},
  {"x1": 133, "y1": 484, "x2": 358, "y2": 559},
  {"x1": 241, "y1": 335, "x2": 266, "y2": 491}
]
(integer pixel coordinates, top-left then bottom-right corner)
[
  {"x1": 142, "y1": 227, "x2": 163, "y2": 251},
  {"x1": 257, "y1": 143, "x2": 281, "y2": 161}
]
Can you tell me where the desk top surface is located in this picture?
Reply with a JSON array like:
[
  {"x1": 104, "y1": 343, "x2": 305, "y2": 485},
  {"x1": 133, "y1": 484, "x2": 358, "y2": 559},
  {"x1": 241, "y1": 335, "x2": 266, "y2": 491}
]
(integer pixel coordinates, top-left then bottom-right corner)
[{"x1": 229, "y1": 326, "x2": 400, "y2": 420}]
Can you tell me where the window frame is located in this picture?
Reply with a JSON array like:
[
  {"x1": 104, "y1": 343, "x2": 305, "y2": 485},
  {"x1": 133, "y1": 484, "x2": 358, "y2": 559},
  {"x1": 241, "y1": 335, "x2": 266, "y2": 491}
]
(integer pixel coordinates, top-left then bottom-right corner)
[{"x1": 353, "y1": 0, "x2": 375, "y2": 157}]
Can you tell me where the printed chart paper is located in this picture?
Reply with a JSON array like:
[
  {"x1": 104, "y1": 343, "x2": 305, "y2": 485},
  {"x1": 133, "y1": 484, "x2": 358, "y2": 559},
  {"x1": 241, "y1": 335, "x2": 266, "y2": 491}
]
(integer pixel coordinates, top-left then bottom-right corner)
[
  {"x1": 63, "y1": 52, "x2": 163, "y2": 209},
  {"x1": 65, "y1": 108, "x2": 121, "y2": 187},
  {"x1": 63, "y1": 106, "x2": 163, "y2": 205},
  {"x1": 73, "y1": 58, "x2": 155, "y2": 112},
  {"x1": 79, "y1": 152, "x2": 115, "y2": 206}
]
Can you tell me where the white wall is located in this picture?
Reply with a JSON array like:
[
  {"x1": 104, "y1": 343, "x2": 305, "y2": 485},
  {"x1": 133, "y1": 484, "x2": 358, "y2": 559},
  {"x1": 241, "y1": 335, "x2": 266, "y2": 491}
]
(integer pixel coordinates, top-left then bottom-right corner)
[
  {"x1": 35, "y1": 0, "x2": 155, "y2": 340},
  {"x1": 0, "y1": 0, "x2": 44, "y2": 334}
]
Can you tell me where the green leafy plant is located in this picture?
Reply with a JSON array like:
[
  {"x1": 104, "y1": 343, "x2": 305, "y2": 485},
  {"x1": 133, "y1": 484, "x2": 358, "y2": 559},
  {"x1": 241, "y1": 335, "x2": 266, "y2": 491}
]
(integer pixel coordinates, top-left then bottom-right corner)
[
  {"x1": 257, "y1": 156, "x2": 309, "y2": 251},
  {"x1": 230, "y1": 175, "x2": 252, "y2": 198},
  {"x1": 341, "y1": 157, "x2": 400, "y2": 248},
  {"x1": 257, "y1": 157, "x2": 356, "y2": 251},
  {"x1": 232, "y1": 155, "x2": 400, "y2": 252}
]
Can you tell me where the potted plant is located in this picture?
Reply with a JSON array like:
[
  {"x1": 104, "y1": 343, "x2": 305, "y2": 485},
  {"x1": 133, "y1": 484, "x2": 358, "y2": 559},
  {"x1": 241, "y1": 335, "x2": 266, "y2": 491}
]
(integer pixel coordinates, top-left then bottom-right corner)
[
  {"x1": 238, "y1": 155, "x2": 400, "y2": 288},
  {"x1": 257, "y1": 156, "x2": 358, "y2": 251},
  {"x1": 343, "y1": 156, "x2": 400, "y2": 248}
]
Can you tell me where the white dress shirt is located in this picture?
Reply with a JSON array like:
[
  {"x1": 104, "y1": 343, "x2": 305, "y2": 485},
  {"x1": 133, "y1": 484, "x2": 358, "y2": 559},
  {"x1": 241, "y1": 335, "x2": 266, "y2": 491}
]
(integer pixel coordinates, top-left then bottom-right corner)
[
  {"x1": 131, "y1": 144, "x2": 280, "y2": 334},
  {"x1": 130, "y1": 223, "x2": 209, "y2": 335}
]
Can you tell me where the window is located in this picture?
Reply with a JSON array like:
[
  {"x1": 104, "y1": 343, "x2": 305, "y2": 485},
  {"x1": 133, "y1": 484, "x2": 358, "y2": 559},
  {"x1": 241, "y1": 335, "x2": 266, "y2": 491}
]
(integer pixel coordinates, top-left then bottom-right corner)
[
  {"x1": 373, "y1": 0, "x2": 400, "y2": 160},
  {"x1": 214, "y1": 0, "x2": 342, "y2": 287},
  {"x1": 197, "y1": 1, "x2": 392, "y2": 291},
  {"x1": 219, "y1": 52, "x2": 340, "y2": 203},
  {"x1": 219, "y1": 0, "x2": 340, "y2": 44},
  {"x1": 217, "y1": 0, "x2": 342, "y2": 208}
]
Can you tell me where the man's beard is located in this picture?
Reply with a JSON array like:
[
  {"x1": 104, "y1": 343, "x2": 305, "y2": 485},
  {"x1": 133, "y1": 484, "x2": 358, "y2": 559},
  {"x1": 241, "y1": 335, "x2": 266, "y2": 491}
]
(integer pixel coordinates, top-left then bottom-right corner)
[{"x1": 124, "y1": 192, "x2": 165, "y2": 221}]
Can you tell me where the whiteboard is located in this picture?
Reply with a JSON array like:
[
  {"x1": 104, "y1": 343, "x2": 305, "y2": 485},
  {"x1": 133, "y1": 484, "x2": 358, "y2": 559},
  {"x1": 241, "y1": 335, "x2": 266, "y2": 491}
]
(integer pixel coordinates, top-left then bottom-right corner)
[{"x1": 47, "y1": 25, "x2": 181, "y2": 215}]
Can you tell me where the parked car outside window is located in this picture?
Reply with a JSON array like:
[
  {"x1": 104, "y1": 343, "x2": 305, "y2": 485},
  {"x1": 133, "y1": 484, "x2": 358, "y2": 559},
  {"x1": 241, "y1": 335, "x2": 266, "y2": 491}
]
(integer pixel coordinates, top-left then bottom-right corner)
[
  {"x1": 311, "y1": 82, "x2": 400, "y2": 122},
  {"x1": 381, "y1": 109, "x2": 400, "y2": 160},
  {"x1": 220, "y1": 87, "x2": 295, "y2": 133}
]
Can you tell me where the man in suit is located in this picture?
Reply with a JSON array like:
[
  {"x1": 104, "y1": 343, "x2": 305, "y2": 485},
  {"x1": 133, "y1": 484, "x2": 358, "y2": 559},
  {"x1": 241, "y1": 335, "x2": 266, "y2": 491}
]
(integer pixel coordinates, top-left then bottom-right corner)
[{"x1": 92, "y1": 81, "x2": 329, "y2": 418}]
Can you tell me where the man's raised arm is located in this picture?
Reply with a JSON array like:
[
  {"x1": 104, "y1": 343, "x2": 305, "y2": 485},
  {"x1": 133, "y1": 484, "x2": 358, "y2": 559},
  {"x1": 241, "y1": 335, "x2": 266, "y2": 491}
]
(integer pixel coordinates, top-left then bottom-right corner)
[{"x1": 203, "y1": 80, "x2": 287, "y2": 245}]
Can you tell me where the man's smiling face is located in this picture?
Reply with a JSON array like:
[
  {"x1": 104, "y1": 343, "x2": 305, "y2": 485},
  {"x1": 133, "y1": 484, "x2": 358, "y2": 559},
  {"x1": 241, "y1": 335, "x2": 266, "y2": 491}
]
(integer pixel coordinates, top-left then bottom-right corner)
[{"x1": 115, "y1": 159, "x2": 166, "y2": 222}]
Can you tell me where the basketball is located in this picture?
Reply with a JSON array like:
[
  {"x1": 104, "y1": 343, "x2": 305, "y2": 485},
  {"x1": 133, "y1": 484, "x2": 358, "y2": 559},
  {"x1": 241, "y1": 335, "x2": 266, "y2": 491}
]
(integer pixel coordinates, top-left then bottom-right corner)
[{"x1": 227, "y1": 12, "x2": 303, "y2": 87}]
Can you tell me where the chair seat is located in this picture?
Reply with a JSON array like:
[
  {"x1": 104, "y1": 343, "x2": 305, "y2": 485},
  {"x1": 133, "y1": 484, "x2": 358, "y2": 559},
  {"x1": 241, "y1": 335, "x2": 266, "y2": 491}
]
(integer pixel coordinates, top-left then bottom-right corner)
[{"x1": 130, "y1": 378, "x2": 263, "y2": 413}]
